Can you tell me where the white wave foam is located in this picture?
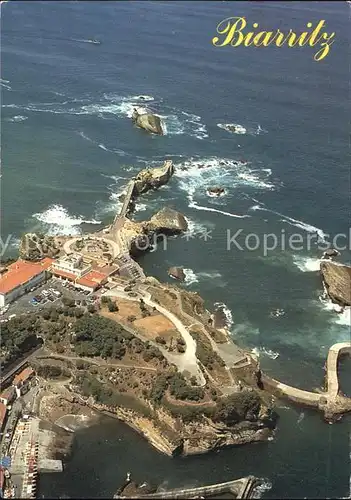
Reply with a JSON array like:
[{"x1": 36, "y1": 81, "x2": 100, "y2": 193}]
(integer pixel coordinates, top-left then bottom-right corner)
[
  {"x1": 0, "y1": 81, "x2": 12, "y2": 90},
  {"x1": 250, "y1": 204, "x2": 327, "y2": 241},
  {"x1": 183, "y1": 268, "x2": 199, "y2": 285},
  {"x1": 218, "y1": 123, "x2": 268, "y2": 137},
  {"x1": 175, "y1": 157, "x2": 274, "y2": 218},
  {"x1": 185, "y1": 218, "x2": 215, "y2": 236},
  {"x1": 32, "y1": 204, "x2": 101, "y2": 236},
  {"x1": 190, "y1": 202, "x2": 250, "y2": 219},
  {"x1": 6, "y1": 115, "x2": 28, "y2": 122},
  {"x1": 335, "y1": 307, "x2": 351, "y2": 326},
  {"x1": 251, "y1": 480, "x2": 272, "y2": 499},
  {"x1": 214, "y1": 302, "x2": 233, "y2": 329},
  {"x1": 251, "y1": 347, "x2": 280, "y2": 359},
  {"x1": 319, "y1": 293, "x2": 351, "y2": 327},
  {"x1": 131, "y1": 95, "x2": 155, "y2": 102},
  {"x1": 217, "y1": 123, "x2": 247, "y2": 134},
  {"x1": 135, "y1": 203, "x2": 147, "y2": 213},
  {"x1": 293, "y1": 256, "x2": 322, "y2": 272},
  {"x1": 78, "y1": 130, "x2": 94, "y2": 143}
]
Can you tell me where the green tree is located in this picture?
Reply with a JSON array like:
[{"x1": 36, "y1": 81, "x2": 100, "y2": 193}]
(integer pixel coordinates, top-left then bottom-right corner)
[
  {"x1": 75, "y1": 307, "x2": 84, "y2": 318},
  {"x1": 108, "y1": 301, "x2": 118, "y2": 312}
]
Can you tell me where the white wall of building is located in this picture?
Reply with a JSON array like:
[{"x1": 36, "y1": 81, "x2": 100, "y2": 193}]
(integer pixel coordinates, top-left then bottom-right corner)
[{"x1": 0, "y1": 271, "x2": 46, "y2": 308}]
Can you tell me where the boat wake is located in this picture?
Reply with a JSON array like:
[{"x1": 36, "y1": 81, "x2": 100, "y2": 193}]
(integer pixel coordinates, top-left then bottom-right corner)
[{"x1": 249, "y1": 203, "x2": 327, "y2": 241}]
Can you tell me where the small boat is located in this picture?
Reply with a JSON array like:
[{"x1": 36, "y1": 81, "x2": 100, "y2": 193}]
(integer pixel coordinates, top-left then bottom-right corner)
[{"x1": 87, "y1": 39, "x2": 101, "y2": 45}]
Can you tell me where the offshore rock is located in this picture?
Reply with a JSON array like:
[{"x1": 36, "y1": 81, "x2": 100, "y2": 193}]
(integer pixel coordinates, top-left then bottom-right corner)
[
  {"x1": 322, "y1": 248, "x2": 340, "y2": 260},
  {"x1": 149, "y1": 207, "x2": 188, "y2": 234},
  {"x1": 132, "y1": 107, "x2": 164, "y2": 135},
  {"x1": 168, "y1": 266, "x2": 186, "y2": 282},
  {"x1": 120, "y1": 208, "x2": 188, "y2": 256},
  {"x1": 206, "y1": 186, "x2": 225, "y2": 197},
  {"x1": 133, "y1": 160, "x2": 174, "y2": 195},
  {"x1": 320, "y1": 261, "x2": 351, "y2": 306}
]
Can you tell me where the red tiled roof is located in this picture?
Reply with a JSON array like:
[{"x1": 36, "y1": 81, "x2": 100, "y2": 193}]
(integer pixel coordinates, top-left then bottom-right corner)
[
  {"x1": 0, "y1": 403, "x2": 7, "y2": 427},
  {"x1": 0, "y1": 258, "x2": 53, "y2": 295},
  {"x1": 76, "y1": 270, "x2": 107, "y2": 289},
  {"x1": 51, "y1": 268, "x2": 77, "y2": 281},
  {"x1": 0, "y1": 386, "x2": 15, "y2": 402},
  {"x1": 13, "y1": 367, "x2": 34, "y2": 386}
]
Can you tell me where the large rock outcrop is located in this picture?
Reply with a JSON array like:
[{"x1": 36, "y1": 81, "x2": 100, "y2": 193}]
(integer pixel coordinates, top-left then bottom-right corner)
[
  {"x1": 320, "y1": 261, "x2": 351, "y2": 306},
  {"x1": 149, "y1": 207, "x2": 188, "y2": 234},
  {"x1": 118, "y1": 207, "x2": 188, "y2": 256},
  {"x1": 19, "y1": 233, "x2": 62, "y2": 261},
  {"x1": 168, "y1": 266, "x2": 186, "y2": 282},
  {"x1": 133, "y1": 160, "x2": 174, "y2": 195},
  {"x1": 132, "y1": 108, "x2": 164, "y2": 135}
]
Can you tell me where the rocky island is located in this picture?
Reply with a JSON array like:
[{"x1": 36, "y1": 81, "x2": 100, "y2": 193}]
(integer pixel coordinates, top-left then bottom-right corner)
[{"x1": 132, "y1": 107, "x2": 164, "y2": 135}]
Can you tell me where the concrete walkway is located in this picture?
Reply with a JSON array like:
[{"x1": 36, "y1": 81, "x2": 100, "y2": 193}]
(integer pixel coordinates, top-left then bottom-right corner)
[{"x1": 262, "y1": 341, "x2": 351, "y2": 420}]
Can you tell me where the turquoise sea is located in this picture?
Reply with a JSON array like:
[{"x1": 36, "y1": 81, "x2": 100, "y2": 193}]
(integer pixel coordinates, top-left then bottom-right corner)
[{"x1": 1, "y1": 1, "x2": 350, "y2": 497}]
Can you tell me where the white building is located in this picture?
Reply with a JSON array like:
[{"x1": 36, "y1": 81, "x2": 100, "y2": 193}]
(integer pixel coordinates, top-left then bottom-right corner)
[
  {"x1": 51, "y1": 254, "x2": 91, "y2": 279},
  {"x1": 0, "y1": 258, "x2": 53, "y2": 308}
]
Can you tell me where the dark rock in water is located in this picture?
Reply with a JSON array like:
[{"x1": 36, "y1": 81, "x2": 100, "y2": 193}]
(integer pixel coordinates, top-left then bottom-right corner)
[
  {"x1": 168, "y1": 266, "x2": 186, "y2": 282},
  {"x1": 323, "y1": 248, "x2": 340, "y2": 260},
  {"x1": 213, "y1": 304, "x2": 228, "y2": 329},
  {"x1": 320, "y1": 261, "x2": 351, "y2": 306},
  {"x1": 207, "y1": 186, "x2": 225, "y2": 197}
]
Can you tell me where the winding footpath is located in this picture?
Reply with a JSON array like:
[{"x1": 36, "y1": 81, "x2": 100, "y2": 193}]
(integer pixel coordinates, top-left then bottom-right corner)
[{"x1": 105, "y1": 287, "x2": 206, "y2": 386}]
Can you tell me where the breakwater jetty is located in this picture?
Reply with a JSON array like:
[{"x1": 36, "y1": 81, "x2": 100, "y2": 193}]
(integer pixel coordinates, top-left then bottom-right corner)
[
  {"x1": 260, "y1": 342, "x2": 351, "y2": 421},
  {"x1": 114, "y1": 474, "x2": 260, "y2": 499}
]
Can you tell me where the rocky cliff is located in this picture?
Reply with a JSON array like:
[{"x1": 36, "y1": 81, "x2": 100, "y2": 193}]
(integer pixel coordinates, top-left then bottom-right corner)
[{"x1": 320, "y1": 261, "x2": 351, "y2": 306}]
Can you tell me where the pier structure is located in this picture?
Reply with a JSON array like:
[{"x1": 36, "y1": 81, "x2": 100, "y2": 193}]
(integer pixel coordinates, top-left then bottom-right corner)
[
  {"x1": 261, "y1": 342, "x2": 351, "y2": 420},
  {"x1": 114, "y1": 475, "x2": 259, "y2": 499}
]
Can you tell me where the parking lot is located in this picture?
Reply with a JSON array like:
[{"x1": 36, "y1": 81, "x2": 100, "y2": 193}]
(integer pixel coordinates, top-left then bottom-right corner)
[{"x1": 1, "y1": 278, "x2": 96, "y2": 320}]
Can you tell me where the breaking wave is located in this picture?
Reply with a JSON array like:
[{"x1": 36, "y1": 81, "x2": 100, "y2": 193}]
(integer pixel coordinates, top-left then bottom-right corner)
[
  {"x1": 251, "y1": 479, "x2": 273, "y2": 499},
  {"x1": 183, "y1": 268, "x2": 199, "y2": 285},
  {"x1": 217, "y1": 122, "x2": 268, "y2": 136},
  {"x1": 5, "y1": 115, "x2": 28, "y2": 123},
  {"x1": 32, "y1": 204, "x2": 101, "y2": 236},
  {"x1": 319, "y1": 294, "x2": 351, "y2": 327},
  {"x1": 214, "y1": 302, "x2": 233, "y2": 329},
  {"x1": 175, "y1": 157, "x2": 275, "y2": 218},
  {"x1": 3, "y1": 93, "x2": 208, "y2": 139},
  {"x1": 217, "y1": 123, "x2": 247, "y2": 134},
  {"x1": 293, "y1": 256, "x2": 323, "y2": 272},
  {"x1": 251, "y1": 347, "x2": 280, "y2": 360}
]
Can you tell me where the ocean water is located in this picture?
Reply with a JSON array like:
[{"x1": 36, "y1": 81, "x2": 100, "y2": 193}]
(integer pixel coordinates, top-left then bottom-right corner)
[{"x1": 1, "y1": 1, "x2": 350, "y2": 498}]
